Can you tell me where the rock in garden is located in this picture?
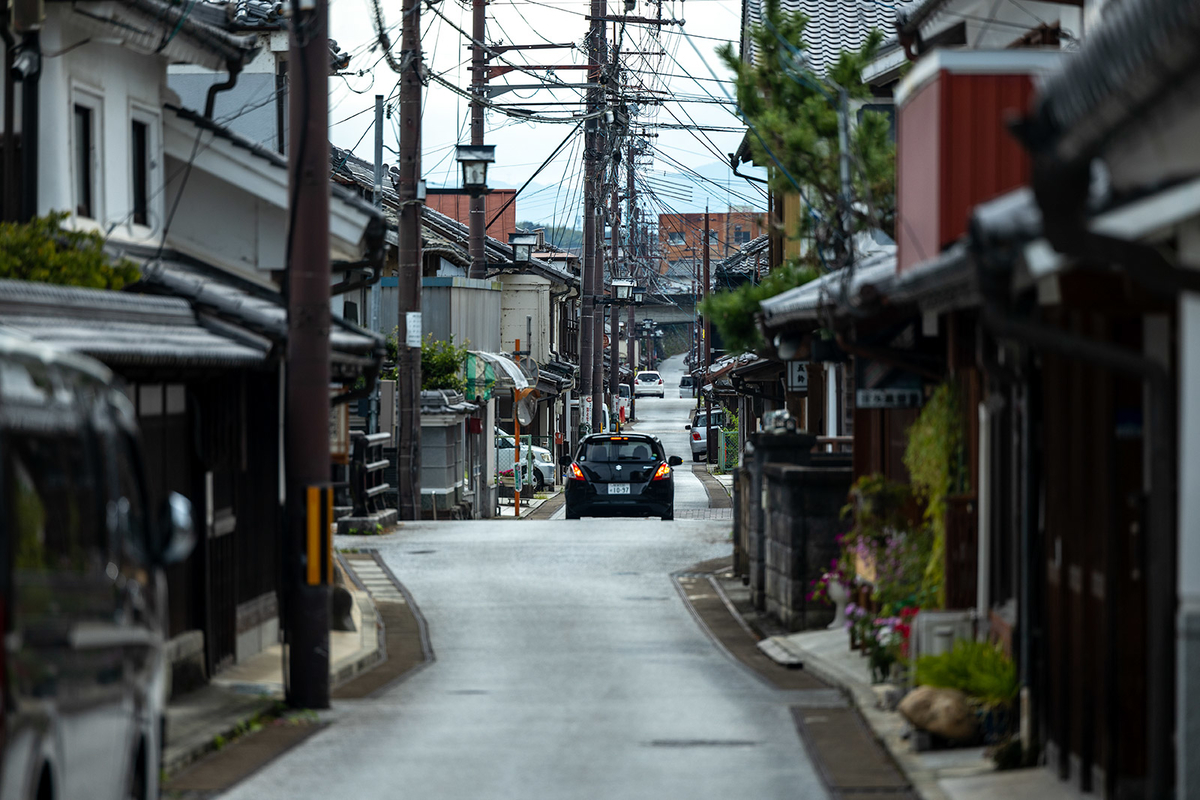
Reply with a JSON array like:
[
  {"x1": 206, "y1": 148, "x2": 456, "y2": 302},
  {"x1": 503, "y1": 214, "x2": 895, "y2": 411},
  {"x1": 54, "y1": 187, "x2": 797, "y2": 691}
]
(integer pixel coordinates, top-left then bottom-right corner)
[{"x1": 898, "y1": 686, "x2": 978, "y2": 741}]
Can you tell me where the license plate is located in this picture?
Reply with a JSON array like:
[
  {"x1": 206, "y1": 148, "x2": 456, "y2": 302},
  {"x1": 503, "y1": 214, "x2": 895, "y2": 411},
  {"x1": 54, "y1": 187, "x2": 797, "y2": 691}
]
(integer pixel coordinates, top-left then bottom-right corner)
[{"x1": 606, "y1": 483, "x2": 630, "y2": 495}]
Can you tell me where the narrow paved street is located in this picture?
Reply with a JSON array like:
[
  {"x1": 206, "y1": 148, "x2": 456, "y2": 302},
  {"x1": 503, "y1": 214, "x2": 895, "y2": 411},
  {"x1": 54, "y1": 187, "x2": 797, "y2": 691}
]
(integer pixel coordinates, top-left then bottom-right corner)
[{"x1": 221, "y1": 354, "x2": 829, "y2": 800}]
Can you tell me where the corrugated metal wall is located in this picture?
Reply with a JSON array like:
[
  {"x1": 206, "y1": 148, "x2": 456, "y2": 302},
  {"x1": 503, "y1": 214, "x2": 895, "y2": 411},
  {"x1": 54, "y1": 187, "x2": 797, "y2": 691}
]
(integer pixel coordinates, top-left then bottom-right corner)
[{"x1": 378, "y1": 277, "x2": 502, "y2": 351}]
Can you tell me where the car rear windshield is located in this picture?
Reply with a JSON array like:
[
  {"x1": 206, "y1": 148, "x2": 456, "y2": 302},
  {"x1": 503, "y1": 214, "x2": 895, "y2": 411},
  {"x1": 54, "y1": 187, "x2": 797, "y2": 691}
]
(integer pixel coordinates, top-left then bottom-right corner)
[
  {"x1": 637, "y1": 373, "x2": 660, "y2": 381},
  {"x1": 618, "y1": 385, "x2": 630, "y2": 397},
  {"x1": 680, "y1": 376, "x2": 694, "y2": 385},
  {"x1": 582, "y1": 439, "x2": 660, "y2": 462}
]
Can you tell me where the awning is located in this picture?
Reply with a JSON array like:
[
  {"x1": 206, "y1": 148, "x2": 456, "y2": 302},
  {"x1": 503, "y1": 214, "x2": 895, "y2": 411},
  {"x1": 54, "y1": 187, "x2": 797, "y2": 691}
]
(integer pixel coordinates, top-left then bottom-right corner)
[
  {"x1": 466, "y1": 351, "x2": 528, "y2": 402},
  {"x1": 760, "y1": 248, "x2": 897, "y2": 330}
]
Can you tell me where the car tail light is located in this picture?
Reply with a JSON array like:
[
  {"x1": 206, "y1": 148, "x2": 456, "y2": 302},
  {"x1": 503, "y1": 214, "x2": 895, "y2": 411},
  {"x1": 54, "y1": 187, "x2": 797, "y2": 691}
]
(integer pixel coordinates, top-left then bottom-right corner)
[
  {"x1": 657, "y1": 379, "x2": 663, "y2": 384},
  {"x1": 652, "y1": 463, "x2": 671, "y2": 481},
  {"x1": 692, "y1": 432, "x2": 700, "y2": 441},
  {"x1": 568, "y1": 462, "x2": 586, "y2": 481}
]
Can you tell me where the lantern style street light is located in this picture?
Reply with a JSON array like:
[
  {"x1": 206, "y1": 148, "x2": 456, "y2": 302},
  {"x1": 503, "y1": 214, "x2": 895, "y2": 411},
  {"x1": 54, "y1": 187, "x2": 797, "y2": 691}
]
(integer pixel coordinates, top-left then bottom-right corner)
[
  {"x1": 611, "y1": 278, "x2": 635, "y2": 301},
  {"x1": 632, "y1": 285, "x2": 646, "y2": 305},
  {"x1": 509, "y1": 232, "x2": 538, "y2": 264},
  {"x1": 455, "y1": 144, "x2": 496, "y2": 197}
]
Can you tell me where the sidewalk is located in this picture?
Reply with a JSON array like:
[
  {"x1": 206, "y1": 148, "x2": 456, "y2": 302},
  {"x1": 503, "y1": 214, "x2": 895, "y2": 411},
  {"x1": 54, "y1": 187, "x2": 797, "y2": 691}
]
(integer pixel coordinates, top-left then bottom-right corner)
[
  {"x1": 163, "y1": 566, "x2": 381, "y2": 777},
  {"x1": 495, "y1": 487, "x2": 560, "y2": 518},
  {"x1": 756, "y1": 614, "x2": 1086, "y2": 800}
]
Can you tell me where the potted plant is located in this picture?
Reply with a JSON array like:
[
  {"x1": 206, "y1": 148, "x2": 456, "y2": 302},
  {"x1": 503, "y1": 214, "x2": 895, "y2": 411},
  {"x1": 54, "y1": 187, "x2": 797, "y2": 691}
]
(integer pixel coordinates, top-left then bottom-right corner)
[{"x1": 809, "y1": 558, "x2": 853, "y2": 630}]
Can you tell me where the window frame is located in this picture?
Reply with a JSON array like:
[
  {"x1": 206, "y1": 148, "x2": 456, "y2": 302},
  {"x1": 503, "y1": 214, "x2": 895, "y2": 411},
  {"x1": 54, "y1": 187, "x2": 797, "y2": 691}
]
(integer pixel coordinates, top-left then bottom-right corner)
[
  {"x1": 71, "y1": 87, "x2": 105, "y2": 222},
  {"x1": 128, "y1": 104, "x2": 161, "y2": 234}
]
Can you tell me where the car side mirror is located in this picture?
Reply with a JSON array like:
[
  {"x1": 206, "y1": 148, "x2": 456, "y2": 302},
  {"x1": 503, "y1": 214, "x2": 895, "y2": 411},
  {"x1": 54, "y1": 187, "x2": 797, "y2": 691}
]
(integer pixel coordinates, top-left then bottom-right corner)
[
  {"x1": 558, "y1": 454, "x2": 573, "y2": 467},
  {"x1": 159, "y1": 492, "x2": 195, "y2": 565},
  {"x1": 668, "y1": 455, "x2": 683, "y2": 466},
  {"x1": 684, "y1": 424, "x2": 691, "y2": 430}
]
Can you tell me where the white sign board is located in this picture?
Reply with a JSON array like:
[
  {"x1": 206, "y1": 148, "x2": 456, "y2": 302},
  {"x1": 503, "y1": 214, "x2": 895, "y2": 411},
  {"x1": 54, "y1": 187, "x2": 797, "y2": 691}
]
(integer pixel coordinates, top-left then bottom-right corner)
[
  {"x1": 856, "y1": 388, "x2": 923, "y2": 409},
  {"x1": 786, "y1": 361, "x2": 809, "y2": 392},
  {"x1": 406, "y1": 311, "x2": 423, "y2": 347}
]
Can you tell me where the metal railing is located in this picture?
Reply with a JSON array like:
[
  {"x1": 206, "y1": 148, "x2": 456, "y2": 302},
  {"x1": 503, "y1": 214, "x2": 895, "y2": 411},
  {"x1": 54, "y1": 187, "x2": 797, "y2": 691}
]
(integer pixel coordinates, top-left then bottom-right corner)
[{"x1": 350, "y1": 432, "x2": 393, "y2": 516}]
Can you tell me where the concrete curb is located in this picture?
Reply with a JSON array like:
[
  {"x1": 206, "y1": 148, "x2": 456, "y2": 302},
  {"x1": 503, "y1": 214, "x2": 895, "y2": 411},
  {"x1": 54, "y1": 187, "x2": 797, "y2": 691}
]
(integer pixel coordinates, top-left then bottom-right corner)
[{"x1": 756, "y1": 635, "x2": 956, "y2": 800}]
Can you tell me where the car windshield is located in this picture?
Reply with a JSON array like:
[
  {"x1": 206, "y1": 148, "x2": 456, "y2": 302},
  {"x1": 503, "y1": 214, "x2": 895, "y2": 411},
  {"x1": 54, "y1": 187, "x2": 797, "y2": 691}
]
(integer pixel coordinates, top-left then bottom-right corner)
[
  {"x1": 582, "y1": 439, "x2": 659, "y2": 462},
  {"x1": 618, "y1": 385, "x2": 630, "y2": 397},
  {"x1": 638, "y1": 373, "x2": 660, "y2": 382}
]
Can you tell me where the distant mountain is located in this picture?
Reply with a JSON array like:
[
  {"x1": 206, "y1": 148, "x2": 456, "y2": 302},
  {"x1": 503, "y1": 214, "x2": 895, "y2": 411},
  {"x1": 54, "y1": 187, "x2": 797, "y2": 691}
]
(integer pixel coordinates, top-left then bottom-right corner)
[{"x1": 517, "y1": 220, "x2": 583, "y2": 251}]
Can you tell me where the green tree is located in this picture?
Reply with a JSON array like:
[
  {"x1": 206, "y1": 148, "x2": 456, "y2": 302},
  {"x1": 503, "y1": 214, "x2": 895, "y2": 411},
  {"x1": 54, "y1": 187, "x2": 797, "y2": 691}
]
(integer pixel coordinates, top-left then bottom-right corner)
[
  {"x1": 0, "y1": 212, "x2": 140, "y2": 289},
  {"x1": 717, "y1": 0, "x2": 895, "y2": 261},
  {"x1": 698, "y1": 259, "x2": 819, "y2": 354},
  {"x1": 701, "y1": 4, "x2": 895, "y2": 355},
  {"x1": 420, "y1": 334, "x2": 469, "y2": 393}
]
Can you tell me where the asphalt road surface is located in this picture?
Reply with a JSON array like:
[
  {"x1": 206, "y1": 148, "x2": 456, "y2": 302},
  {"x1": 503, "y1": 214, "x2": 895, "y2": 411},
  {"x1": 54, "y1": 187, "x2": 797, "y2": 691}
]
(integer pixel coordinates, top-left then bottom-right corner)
[{"x1": 220, "y1": 354, "x2": 828, "y2": 800}]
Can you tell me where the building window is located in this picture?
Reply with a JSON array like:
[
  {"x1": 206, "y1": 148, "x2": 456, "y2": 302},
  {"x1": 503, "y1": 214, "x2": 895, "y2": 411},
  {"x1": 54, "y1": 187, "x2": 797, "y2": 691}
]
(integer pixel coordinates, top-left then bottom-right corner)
[
  {"x1": 735, "y1": 230, "x2": 751, "y2": 244},
  {"x1": 131, "y1": 120, "x2": 149, "y2": 226},
  {"x1": 667, "y1": 231, "x2": 685, "y2": 245},
  {"x1": 74, "y1": 104, "x2": 94, "y2": 218},
  {"x1": 708, "y1": 229, "x2": 718, "y2": 243}
]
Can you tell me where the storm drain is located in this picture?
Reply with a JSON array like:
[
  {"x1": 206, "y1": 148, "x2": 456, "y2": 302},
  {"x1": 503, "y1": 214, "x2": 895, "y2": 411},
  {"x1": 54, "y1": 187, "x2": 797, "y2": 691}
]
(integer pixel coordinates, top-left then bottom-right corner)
[
  {"x1": 791, "y1": 707, "x2": 917, "y2": 799},
  {"x1": 645, "y1": 739, "x2": 760, "y2": 748}
]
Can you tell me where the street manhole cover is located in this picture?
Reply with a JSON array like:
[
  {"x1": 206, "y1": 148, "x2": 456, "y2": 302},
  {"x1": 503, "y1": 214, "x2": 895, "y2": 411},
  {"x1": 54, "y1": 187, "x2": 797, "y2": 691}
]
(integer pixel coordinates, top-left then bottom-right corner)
[
  {"x1": 448, "y1": 689, "x2": 489, "y2": 695},
  {"x1": 407, "y1": 550, "x2": 437, "y2": 555},
  {"x1": 613, "y1": 571, "x2": 640, "y2": 576},
  {"x1": 645, "y1": 740, "x2": 760, "y2": 748}
]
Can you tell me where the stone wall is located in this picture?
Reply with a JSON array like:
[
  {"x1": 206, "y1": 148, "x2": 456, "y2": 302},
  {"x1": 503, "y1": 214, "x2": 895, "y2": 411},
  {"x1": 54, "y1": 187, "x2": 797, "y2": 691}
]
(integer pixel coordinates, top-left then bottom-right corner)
[{"x1": 762, "y1": 463, "x2": 853, "y2": 631}]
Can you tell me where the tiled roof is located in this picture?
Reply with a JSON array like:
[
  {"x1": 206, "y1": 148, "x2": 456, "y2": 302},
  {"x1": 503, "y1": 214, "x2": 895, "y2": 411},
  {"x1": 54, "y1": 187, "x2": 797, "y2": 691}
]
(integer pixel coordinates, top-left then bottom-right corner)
[
  {"x1": 330, "y1": 146, "x2": 579, "y2": 286},
  {"x1": 759, "y1": 246, "x2": 897, "y2": 327},
  {"x1": 715, "y1": 233, "x2": 770, "y2": 279},
  {"x1": 1024, "y1": 0, "x2": 1200, "y2": 166},
  {"x1": 742, "y1": 0, "x2": 895, "y2": 75}
]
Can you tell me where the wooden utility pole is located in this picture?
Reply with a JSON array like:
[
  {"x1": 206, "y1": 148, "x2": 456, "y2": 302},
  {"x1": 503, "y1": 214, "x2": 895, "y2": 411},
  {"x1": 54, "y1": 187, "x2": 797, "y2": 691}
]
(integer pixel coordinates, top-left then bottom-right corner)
[
  {"x1": 285, "y1": 0, "x2": 332, "y2": 709},
  {"x1": 468, "y1": 0, "x2": 486, "y2": 277},
  {"x1": 396, "y1": 0, "x2": 423, "y2": 519}
]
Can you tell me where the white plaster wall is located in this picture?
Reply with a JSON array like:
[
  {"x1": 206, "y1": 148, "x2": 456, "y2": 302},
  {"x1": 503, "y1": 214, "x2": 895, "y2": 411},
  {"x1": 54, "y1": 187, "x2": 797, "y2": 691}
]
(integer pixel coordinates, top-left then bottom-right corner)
[{"x1": 37, "y1": 7, "x2": 168, "y2": 244}]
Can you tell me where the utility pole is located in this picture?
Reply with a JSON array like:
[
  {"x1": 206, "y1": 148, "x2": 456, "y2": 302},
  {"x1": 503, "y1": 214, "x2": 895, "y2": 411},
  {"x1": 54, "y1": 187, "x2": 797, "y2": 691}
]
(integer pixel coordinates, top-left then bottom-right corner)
[
  {"x1": 396, "y1": 0, "x2": 423, "y2": 519},
  {"x1": 367, "y1": 93, "x2": 385, "y2": 436},
  {"x1": 608, "y1": 183, "x2": 620, "y2": 412},
  {"x1": 468, "y1": 0, "x2": 487, "y2": 277},
  {"x1": 626, "y1": 138, "x2": 636, "y2": 422},
  {"x1": 580, "y1": 0, "x2": 604, "y2": 434},
  {"x1": 703, "y1": 206, "x2": 714, "y2": 462},
  {"x1": 285, "y1": 0, "x2": 332, "y2": 709}
]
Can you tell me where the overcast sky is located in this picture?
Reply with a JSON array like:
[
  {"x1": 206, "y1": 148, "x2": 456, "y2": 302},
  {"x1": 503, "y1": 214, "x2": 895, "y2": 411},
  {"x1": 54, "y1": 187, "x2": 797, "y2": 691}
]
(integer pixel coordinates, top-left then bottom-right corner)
[{"x1": 327, "y1": 0, "x2": 769, "y2": 228}]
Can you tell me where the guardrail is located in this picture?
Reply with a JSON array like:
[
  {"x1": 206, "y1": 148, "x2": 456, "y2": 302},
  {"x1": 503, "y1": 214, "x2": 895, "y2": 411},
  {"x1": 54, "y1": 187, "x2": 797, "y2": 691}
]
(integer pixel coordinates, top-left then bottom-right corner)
[{"x1": 351, "y1": 432, "x2": 393, "y2": 517}]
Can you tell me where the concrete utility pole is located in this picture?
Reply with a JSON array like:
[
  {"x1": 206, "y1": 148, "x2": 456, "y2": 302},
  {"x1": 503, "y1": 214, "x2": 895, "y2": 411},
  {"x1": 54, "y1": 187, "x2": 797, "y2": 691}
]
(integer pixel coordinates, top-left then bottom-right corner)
[
  {"x1": 703, "y1": 206, "x2": 714, "y2": 462},
  {"x1": 608, "y1": 183, "x2": 620, "y2": 408},
  {"x1": 468, "y1": 0, "x2": 487, "y2": 278},
  {"x1": 626, "y1": 138, "x2": 636, "y2": 421},
  {"x1": 579, "y1": 0, "x2": 603, "y2": 434},
  {"x1": 285, "y1": 0, "x2": 332, "y2": 709},
  {"x1": 396, "y1": 0, "x2": 424, "y2": 519}
]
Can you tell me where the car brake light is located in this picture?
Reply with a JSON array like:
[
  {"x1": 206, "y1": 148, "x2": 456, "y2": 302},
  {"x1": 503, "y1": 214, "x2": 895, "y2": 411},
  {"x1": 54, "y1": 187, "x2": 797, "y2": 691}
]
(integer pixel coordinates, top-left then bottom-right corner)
[
  {"x1": 692, "y1": 432, "x2": 700, "y2": 441},
  {"x1": 569, "y1": 462, "x2": 586, "y2": 481},
  {"x1": 658, "y1": 379, "x2": 662, "y2": 384},
  {"x1": 652, "y1": 463, "x2": 671, "y2": 481}
]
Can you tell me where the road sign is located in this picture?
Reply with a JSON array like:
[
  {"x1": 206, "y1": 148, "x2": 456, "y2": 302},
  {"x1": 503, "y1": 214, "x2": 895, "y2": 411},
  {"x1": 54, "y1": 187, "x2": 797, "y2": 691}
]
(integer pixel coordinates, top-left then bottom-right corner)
[{"x1": 786, "y1": 361, "x2": 809, "y2": 392}]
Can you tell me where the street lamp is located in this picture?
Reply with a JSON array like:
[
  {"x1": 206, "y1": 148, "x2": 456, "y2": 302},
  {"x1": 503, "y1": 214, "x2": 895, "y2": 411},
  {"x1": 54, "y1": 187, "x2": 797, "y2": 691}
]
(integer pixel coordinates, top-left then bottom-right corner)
[
  {"x1": 632, "y1": 285, "x2": 646, "y2": 305},
  {"x1": 611, "y1": 278, "x2": 635, "y2": 302},
  {"x1": 508, "y1": 232, "x2": 538, "y2": 264},
  {"x1": 455, "y1": 144, "x2": 496, "y2": 197}
]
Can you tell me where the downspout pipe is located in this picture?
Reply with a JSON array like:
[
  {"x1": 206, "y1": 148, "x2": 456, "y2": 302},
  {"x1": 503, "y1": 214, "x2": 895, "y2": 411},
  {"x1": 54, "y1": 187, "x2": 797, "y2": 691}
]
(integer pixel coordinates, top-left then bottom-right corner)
[
  {"x1": 2, "y1": 23, "x2": 16, "y2": 221},
  {"x1": 204, "y1": 60, "x2": 243, "y2": 119},
  {"x1": 13, "y1": 32, "x2": 39, "y2": 222}
]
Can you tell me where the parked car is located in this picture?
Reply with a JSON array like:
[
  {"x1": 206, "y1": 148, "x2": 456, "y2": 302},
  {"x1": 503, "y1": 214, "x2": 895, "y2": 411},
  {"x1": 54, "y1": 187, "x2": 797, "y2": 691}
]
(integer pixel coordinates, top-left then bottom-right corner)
[
  {"x1": 560, "y1": 433, "x2": 683, "y2": 520},
  {"x1": 634, "y1": 370, "x2": 664, "y2": 397},
  {"x1": 0, "y1": 333, "x2": 195, "y2": 800},
  {"x1": 616, "y1": 383, "x2": 632, "y2": 422},
  {"x1": 679, "y1": 374, "x2": 697, "y2": 398},
  {"x1": 686, "y1": 407, "x2": 727, "y2": 462},
  {"x1": 495, "y1": 427, "x2": 555, "y2": 491}
]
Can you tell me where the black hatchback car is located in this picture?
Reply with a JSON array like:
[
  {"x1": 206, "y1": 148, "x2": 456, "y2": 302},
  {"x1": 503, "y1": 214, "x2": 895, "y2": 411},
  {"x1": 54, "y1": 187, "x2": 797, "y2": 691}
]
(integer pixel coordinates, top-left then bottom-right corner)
[{"x1": 561, "y1": 433, "x2": 683, "y2": 520}]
